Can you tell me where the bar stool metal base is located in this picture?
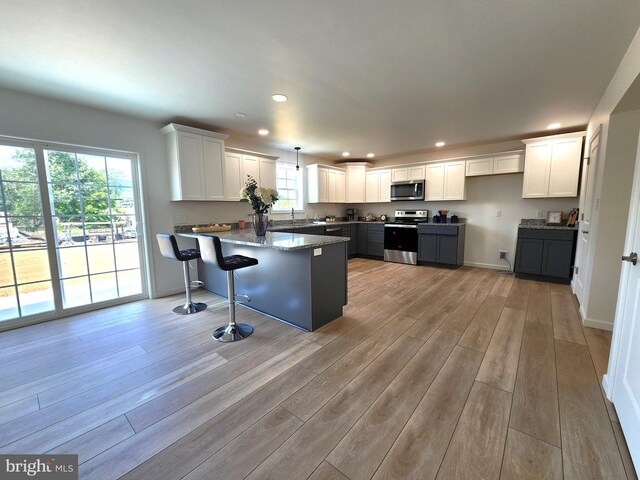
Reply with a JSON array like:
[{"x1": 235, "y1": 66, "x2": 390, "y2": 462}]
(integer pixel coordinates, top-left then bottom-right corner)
[
  {"x1": 212, "y1": 323, "x2": 254, "y2": 342},
  {"x1": 173, "y1": 302, "x2": 207, "y2": 315}
]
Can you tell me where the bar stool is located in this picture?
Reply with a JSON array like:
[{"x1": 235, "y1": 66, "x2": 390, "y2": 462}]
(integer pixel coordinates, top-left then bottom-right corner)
[
  {"x1": 156, "y1": 233, "x2": 207, "y2": 315},
  {"x1": 198, "y1": 235, "x2": 258, "y2": 342}
]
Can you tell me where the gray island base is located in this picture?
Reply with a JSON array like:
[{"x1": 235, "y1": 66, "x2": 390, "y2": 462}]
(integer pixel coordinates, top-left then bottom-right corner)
[{"x1": 179, "y1": 230, "x2": 349, "y2": 331}]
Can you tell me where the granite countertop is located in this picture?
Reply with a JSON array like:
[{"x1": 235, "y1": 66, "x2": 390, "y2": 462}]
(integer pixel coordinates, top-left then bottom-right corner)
[
  {"x1": 269, "y1": 220, "x2": 384, "y2": 231},
  {"x1": 518, "y1": 218, "x2": 579, "y2": 231},
  {"x1": 178, "y1": 230, "x2": 349, "y2": 251},
  {"x1": 416, "y1": 222, "x2": 466, "y2": 227}
]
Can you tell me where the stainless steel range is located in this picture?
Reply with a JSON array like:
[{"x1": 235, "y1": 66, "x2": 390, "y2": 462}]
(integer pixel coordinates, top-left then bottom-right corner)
[{"x1": 384, "y1": 210, "x2": 430, "y2": 265}]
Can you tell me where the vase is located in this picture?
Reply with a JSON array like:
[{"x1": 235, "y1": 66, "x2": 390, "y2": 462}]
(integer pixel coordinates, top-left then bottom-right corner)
[{"x1": 253, "y1": 213, "x2": 268, "y2": 236}]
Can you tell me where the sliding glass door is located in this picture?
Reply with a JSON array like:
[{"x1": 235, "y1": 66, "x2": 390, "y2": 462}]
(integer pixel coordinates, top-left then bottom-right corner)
[
  {"x1": 0, "y1": 140, "x2": 146, "y2": 327},
  {"x1": 0, "y1": 144, "x2": 55, "y2": 320}
]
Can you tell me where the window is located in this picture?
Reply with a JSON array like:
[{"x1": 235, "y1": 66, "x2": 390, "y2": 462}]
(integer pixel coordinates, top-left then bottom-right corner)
[{"x1": 272, "y1": 162, "x2": 303, "y2": 212}]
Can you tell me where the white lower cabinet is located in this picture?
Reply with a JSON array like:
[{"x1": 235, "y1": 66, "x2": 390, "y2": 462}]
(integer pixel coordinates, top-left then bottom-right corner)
[
  {"x1": 522, "y1": 132, "x2": 584, "y2": 198},
  {"x1": 425, "y1": 161, "x2": 465, "y2": 201}
]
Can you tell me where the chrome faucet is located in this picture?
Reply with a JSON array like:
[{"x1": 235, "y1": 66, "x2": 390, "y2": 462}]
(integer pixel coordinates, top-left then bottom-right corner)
[{"x1": 291, "y1": 208, "x2": 295, "y2": 224}]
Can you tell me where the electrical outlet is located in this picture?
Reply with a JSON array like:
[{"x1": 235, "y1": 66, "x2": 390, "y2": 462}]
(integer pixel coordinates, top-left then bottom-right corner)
[
  {"x1": 537, "y1": 210, "x2": 543, "y2": 218},
  {"x1": 173, "y1": 215, "x2": 187, "y2": 225},
  {"x1": 499, "y1": 250, "x2": 508, "y2": 260},
  {"x1": 496, "y1": 210, "x2": 502, "y2": 217}
]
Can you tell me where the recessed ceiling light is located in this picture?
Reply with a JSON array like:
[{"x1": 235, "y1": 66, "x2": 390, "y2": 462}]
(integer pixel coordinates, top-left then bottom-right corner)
[
  {"x1": 547, "y1": 123, "x2": 561, "y2": 129},
  {"x1": 258, "y1": 129, "x2": 269, "y2": 136},
  {"x1": 271, "y1": 94, "x2": 288, "y2": 102},
  {"x1": 435, "y1": 141, "x2": 445, "y2": 147},
  {"x1": 233, "y1": 112, "x2": 248, "y2": 118},
  {"x1": 367, "y1": 153, "x2": 375, "y2": 158},
  {"x1": 342, "y1": 152, "x2": 350, "y2": 157}
]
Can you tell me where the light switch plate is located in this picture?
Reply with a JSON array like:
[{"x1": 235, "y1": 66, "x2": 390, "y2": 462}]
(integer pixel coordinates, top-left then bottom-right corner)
[
  {"x1": 314, "y1": 248, "x2": 322, "y2": 256},
  {"x1": 173, "y1": 215, "x2": 187, "y2": 225}
]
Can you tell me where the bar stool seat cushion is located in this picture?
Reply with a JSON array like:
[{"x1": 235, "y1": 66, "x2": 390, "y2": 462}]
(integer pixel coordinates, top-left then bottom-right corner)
[
  {"x1": 178, "y1": 248, "x2": 201, "y2": 261},
  {"x1": 222, "y1": 255, "x2": 258, "y2": 271}
]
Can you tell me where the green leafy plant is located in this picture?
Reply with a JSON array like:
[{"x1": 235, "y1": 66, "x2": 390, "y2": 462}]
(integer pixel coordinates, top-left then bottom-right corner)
[{"x1": 240, "y1": 176, "x2": 279, "y2": 214}]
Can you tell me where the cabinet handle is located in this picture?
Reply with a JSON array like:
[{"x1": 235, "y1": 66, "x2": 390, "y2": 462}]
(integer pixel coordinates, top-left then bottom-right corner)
[
  {"x1": 581, "y1": 230, "x2": 589, "y2": 234},
  {"x1": 622, "y1": 252, "x2": 638, "y2": 266}
]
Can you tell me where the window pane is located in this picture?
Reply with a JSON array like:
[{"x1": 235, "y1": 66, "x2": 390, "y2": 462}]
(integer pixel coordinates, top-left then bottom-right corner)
[
  {"x1": 50, "y1": 183, "x2": 82, "y2": 216},
  {"x1": 0, "y1": 286, "x2": 19, "y2": 321},
  {"x1": 0, "y1": 253, "x2": 14, "y2": 287},
  {"x1": 62, "y1": 276, "x2": 91, "y2": 308},
  {"x1": 118, "y1": 269, "x2": 142, "y2": 297},
  {"x1": 7, "y1": 217, "x2": 47, "y2": 249},
  {"x1": 46, "y1": 150, "x2": 79, "y2": 184},
  {"x1": 87, "y1": 245, "x2": 115, "y2": 274},
  {"x1": 78, "y1": 154, "x2": 107, "y2": 185},
  {"x1": 91, "y1": 272, "x2": 118, "y2": 302},
  {"x1": 13, "y1": 249, "x2": 50, "y2": 284},
  {"x1": 81, "y1": 185, "x2": 111, "y2": 216},
  {"x1": 3, "y1": 181, "x2": 42, "y2": 217},
  {"x1": 115, "y1": 242, "x2": 139, "y2": 270},
  {"x1": 19, "y1": 281, "x2": 54, "y2": 316},
  {"x1": 110, "y1": 187, "x2": 134, "y2": 214},
  {"x1": 107, "y1": 157, "x2": 133, "y2": 187},
  {"x1": 55, "y1": 217, "x2": 87, "y2": 245},
  {"x1": 58, "y1": 246, "x2": 88, "y2": 278},
  {"x1": 0, "y1": 146, "x2": 38, "y2": 182}
]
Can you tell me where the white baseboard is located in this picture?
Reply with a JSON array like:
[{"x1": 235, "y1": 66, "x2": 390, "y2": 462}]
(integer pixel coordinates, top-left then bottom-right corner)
[
  {"x1": 582, "y1": 317, "x2": 614, "y2": 331},
  {"x1": 463, "y1": 261, "x2": 509, "y2": 271}
]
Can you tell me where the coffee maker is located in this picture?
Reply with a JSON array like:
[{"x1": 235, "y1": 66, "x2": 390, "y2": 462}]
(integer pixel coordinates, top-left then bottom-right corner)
[{"x1": 346, "y1": 208, "x2": 358, "y2": 221}]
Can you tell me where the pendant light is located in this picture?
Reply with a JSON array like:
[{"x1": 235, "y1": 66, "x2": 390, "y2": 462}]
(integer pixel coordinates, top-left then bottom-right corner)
[{"x1": 294, "y1": 146, "x2": 301, "y2": 171}]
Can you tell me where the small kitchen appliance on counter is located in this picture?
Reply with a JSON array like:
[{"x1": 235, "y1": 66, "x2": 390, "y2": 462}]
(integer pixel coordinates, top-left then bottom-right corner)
[
  {"x1": 346, "y1": 208, "x2": 358, "y2": 221},
  {"x1": 384, "y1": 210, "x2": 430, "y2": 265}
]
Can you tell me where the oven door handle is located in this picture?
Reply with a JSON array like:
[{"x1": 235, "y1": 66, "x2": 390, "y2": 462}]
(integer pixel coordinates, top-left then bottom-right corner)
[{"x1": 384, "y1": 224, "x2": 418, "y2": 229}]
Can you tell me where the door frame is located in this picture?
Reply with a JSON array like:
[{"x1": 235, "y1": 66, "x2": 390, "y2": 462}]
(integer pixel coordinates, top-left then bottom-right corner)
[
  {"x1": 572, "y1": 124, "x2": 602, "y2": 321},
  {"x1": 604, "y1": 128, "x2": 640, "y2": 399}
]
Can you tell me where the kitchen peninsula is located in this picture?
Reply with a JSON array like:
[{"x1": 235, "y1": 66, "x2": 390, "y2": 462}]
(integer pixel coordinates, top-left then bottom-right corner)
[{"x1": 179, "y1": 230, "x2": 349, "y2": 331}]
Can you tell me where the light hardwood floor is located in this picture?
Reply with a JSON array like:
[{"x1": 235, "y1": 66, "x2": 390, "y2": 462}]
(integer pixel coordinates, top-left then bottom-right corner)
[{"x1": 0, "y1": 259, "x2": 637, "y2": 480}]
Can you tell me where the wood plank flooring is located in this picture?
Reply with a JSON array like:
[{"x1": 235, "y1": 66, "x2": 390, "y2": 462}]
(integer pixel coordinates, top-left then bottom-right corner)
[{"x1": 0, "y1": 259, "x2": 636, "y2": 479}]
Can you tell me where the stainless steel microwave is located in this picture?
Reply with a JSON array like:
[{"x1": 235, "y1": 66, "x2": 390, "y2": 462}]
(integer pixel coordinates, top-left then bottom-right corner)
[{"x1": 390, "y1": 180, "x2": 425, "y2": 201}]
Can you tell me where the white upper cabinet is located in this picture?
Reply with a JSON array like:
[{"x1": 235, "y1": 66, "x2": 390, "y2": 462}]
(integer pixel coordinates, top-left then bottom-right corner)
[
  {"x1": 346, "y1": 163, "x2": 367, "y2": 203},
  {"x1": 162, "y1": 123, "x2": 228, "y2": 201},
  {"x1": 425, "y1": 164, "x2": 445, "y2": 201},
  {"x1": 223, "y1": 152, "x2": 243, "y2": 201},
  {"x1": 391, "y1": 165, "x2": 426, "y2": 182},
  {"x1": 224, "y1": 148, "x2": 279, "y2": 201},
  {"x1": 379, "y1": 170, "x2": 391, "y2": 202},
  {"x1": 522, "y1": 132, "x2": 584, "y2": 198},
  {"x1": 307, "y1": 164, "x2": 346, "y2": 203},
  {"x1": 443, "y1": 161, "x2": 466, "y2": 200},
  {"x1": 259, "y1": 158, "x2": 276, "y2": 190},
  {"x1": 465, "y1": 152, "x2": 524, "y2": 177},
  {"x1": 425, "y1": 161, "x2": 465, "y2": 201},
  {"x1": 202, "y1": 137, "x2": 225, "y2": 200},
  {"x1": 366, "y1": 170, "x2": 392, "y2": 203}
]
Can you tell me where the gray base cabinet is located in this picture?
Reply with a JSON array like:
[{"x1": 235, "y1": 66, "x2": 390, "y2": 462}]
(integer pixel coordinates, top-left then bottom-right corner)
[
  {"x1": 417, "y1": 224, "x2": 465, "y2": 267},
  {"x1": 366, "y1": 224, "x2": 384, "y2": 258},
  {"x1": 514, "y1": 228, "x2": 577, "y2": 283}
]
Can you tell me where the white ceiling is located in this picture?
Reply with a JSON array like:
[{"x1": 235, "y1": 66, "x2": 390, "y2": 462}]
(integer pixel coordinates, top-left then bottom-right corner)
[{"x1": 1, "y1": 1, "x2": 639, "y2": 158}]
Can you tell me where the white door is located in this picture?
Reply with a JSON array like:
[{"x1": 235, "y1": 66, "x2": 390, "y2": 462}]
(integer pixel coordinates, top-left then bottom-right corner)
[
  {"x1": 366, "y1": 171, "x2": 379, "y2": 203},
  {"x1": 241, "y1": 155, "x2": 260, "y2": 183},
  {"x1": 574, "y1": 126, "x2": 600, "y2": 306},
  {"x1": 608, "y1": 128, "x2": 640, "y2": 469},
  {"x1": 336, "y1": 171, "x2": 346, "y2": 203},
  {"x1": 259, "y1": 158, "x2": 276, "y2": 190},
  {"x1": 177, "y1": 132, "x2": 205, "y2": 200}
]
